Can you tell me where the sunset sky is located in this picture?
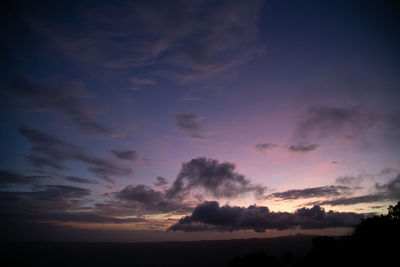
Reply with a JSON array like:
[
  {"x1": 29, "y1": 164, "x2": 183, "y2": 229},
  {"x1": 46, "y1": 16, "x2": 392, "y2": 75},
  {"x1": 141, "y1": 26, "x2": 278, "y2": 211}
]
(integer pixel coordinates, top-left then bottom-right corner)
[{"x1": 1, "y1": 0, "x2": 399, "y2": 242}]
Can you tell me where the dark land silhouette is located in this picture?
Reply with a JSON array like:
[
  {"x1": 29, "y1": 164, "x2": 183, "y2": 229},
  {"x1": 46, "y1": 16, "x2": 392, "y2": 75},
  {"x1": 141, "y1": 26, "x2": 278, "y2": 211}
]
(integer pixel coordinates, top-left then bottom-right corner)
[
  {"x1": 1, "y1": 202, "x2": 399, "y2": 267},
  {"x1": 229, "y1": 201, "x2": 400, "y2": 267}
]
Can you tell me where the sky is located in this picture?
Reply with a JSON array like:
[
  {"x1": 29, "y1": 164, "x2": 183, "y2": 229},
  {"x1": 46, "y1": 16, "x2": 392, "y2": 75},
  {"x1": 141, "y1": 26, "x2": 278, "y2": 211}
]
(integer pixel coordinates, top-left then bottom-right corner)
[{"x1": 1, "y1": 0, "x2": 399, "y2": 242}]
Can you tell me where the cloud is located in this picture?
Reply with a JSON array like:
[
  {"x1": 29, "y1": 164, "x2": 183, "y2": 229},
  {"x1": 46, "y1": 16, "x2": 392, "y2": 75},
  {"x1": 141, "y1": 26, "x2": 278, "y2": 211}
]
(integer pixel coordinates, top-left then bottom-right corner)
[
  {"x1": 42, "y1": 0, "x2": 264, "y2": 78},
  {"x1": 169, "y1": 201, "x2": 364, "y2": 232},
  {"x1": 288, "y1": 143, "x2": 319, "y2": 153},
  {"x1": 0, "y1": 185, "x2": 146, "y2": 225},
  {"x1": 110, "y1": 157, "x2": 266, "y2": 214},
  {"x1": 309, "y1": 174, "x2": 400, "y2": 206},
  {"x1": 254, "y1": 143, "x2": 278, "y2": 152},
  {"x1": 130, "y1": 76, "x2": 156, "y2": 91},
  {"x1": 33, "y1": 212, "x2": 146, "y2": 224},
  {"x1": 165, "y1": 157, "x2": 265, "y2": 199},
  {"x1": 0, "y1": 169, "x2": 48, "y2": 185},
  {"x1": 155, "y1": 177, "x2": 168, "y2": 187},
  {"x1": 115, "y1": 184, "x2": 190, "y2": 213},
  {"x1": 176, "y1": 113, "x2": 205, "y2": 140},
  {"x1": 0, "y1": 185, "x2": 91, "y2": 214},
  {"x1": 9, "y1": 78, "x2": 116, "y2": 136},
  {"x1": 65, "y1": 176, "x2": 97, "y2": 184},
  {"x1": 335, "y1": 176, "x2": 362, "y2": 186},
  {"x1": 296, "y1": 106, "x2": 376, "y2": 139},
  {"x1": 265, "y1": 185, "x2": 352, "y2": 200},
  {"x1": 111, "y1": 150, "x2": 139, "y2": 161},
  {"x1": 19, "y1": 127, "x2": 133, "y2": 181}
]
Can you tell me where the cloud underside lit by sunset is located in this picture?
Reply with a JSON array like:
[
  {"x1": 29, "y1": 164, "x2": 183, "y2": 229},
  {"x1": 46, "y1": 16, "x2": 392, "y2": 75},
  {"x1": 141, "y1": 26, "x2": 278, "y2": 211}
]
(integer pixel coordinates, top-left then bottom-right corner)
[{"x1": 1, "y1": 0, "x2": 399, "y2": 242}]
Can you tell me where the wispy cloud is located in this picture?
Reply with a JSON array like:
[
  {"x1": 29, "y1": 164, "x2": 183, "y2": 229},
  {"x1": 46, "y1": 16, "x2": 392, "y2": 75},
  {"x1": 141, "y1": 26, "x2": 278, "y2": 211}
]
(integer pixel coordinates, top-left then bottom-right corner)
[
  {"x1": 19, "y1": 127, "x2": 133, "y2": 181},
  {"x1": 130, "y1": 76, "x2": 156, "y2": 91},
  {"x1": 34, "y1": 0, "x2": 264, "y2": 82},
  {"x1": 155, "y1": 177, "x2": 168, "y2": 187},
  {"x1": 0, "y1": 169, "x2": 49, "y2": 185},
  {"x1": 9, "y1": 78, "x2": 116, "y2": 136},
  {"x1": 288, "y1": 143, "x2": 319, "y2": 153},
  {"x1": 296, "y1": 106, "x2": 377, "y2": 140},
  {"x1": 254, "y1": 143, "x2": 278, "y2": 152},
  {"x1": 308, "y1": 174, "x2": 400, "y2": 206},
  {"x1": 111, "y1": 150, "x2": 140, "y2": 161},
  {"x1": 176, "y1": 113, "x2": 206, "y2": 140},
  {"x1": 265, "y1": 185, "x2": 353, "y2": 200},
  {"x1": 65, "y1": 176, "x2": 98, "y2": 184}
]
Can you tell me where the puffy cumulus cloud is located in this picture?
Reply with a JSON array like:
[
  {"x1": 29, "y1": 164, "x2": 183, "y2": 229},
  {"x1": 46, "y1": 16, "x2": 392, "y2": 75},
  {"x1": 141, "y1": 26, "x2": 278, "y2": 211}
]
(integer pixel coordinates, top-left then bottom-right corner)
[
  {"x1": 309, "y1": 174, "x2": 400, "y2": 206},
  {"x1": 9, "y1": 78, "x2": 116, "y2": 136},
  {"x1": 110, "y1": 157, "x2": 265, "y2": 214},
  {"x1": 288, "y1": 143, "x2": 319, "y2": 153},
  {"x1": 265, "y1": 185, "x2": 352, "y2": 200},
  {"x1": 166, "y1": 157, "x2": 265, "y2": 199},
  {"x1": 254, "y1": 143, "x2": 278, "y2": 152},
  {"x1": 169, "y1": 201, "x2": 364, "y2": 232},
  {"x1": 176, "y1": 113, "x2": 205, "y2": 140},
  {"x1": 19, "y1": 127, "x2": 133, "y2": 181},
  {"x1": 114, "y1": 184, "x2": 191, "y2": 214},
  {"x1": 111, "y1": 150, "x2": 139, "y2": 161},
  {"x1": 296, "y1": 106, "x2": 377, "y2": 140}
]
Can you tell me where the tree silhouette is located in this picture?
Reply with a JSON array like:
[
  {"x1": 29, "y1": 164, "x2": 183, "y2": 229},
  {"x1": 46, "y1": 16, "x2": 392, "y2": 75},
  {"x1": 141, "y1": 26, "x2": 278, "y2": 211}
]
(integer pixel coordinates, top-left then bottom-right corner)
[
  {"x1": 229, "y1": 201, "x2": 400, "y2": 267},
  {"x1": 387, "y1": 201, "x2": 400, "y2": 220}
]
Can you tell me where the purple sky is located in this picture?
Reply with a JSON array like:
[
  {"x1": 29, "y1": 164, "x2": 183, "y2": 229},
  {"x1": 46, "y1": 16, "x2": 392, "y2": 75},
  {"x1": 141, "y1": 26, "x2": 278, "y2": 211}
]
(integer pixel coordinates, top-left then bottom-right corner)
[{"x1": 1, "y1": 0, "x2": 399, "y2": 242}]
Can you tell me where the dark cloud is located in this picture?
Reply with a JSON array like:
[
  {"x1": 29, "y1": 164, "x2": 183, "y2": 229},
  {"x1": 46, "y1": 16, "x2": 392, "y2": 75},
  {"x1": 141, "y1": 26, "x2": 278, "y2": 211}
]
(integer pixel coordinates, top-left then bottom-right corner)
[
  {"x1": 0, "y1": 185, "x2": 146, "y2": 225},
  {"x1": 41, "y1": 0, "x2": 264, "y2": 78},
  {"x1": 310, "y1": 195, "x2": 384, "y2": 206},
  {"x1": 111, "y1": 150, "x2": 139, "y2": 161},
  {"x1": 9, "y1": 78, "x2": 116, "y2": 136},
  {"x1": 19, "y1": 127, "x2": 133, "y2": 181},
  {"x1": 288, "y1": 143, "x2": 319, "y2": 153},
  {"x1": 115, "y1": 184, "x2": 190, "y2": 213},
  {"x1": 254, "y1": 143, "x2": 278, "y2": 152},
  {"x1": 0, "y1": 169, "x2": 48, "y2": 185},
  {"x1": 370, "y1": 205, "x2": 384, "y2": 209},
  {"x1": 297, "y1": 106, "x2": 376, "y2": 139},
  {"x1": 265, "y1": 185, "x2": 352, "y2": 200},
  {"x1": 65, "y1": 176, "x2": 97, "y2": 184},
  {"x1": 309, "y1": 174, "x2": 400, "y2": 206},
  {"x1": 0, "y1": 185, "x2": 91, "y2": 213},
  {"x1": 335, "y1": 176, "x2": 362, "y2": 186},
  {"x1": 176, "y1": 113, "x2": 205, "y2": 140},
  {"x1": 32, "y1": 212, "x2": 146, "y2": 224},
  {"x1": 166, "y1": 157, "x2": 265, "y2": 199},
  {"x1": 169, "y1": 201, "x2": 364, "y2": 232},
  {"x1": 155, "y1": 177, "x2": 168, "y2": 187}
]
